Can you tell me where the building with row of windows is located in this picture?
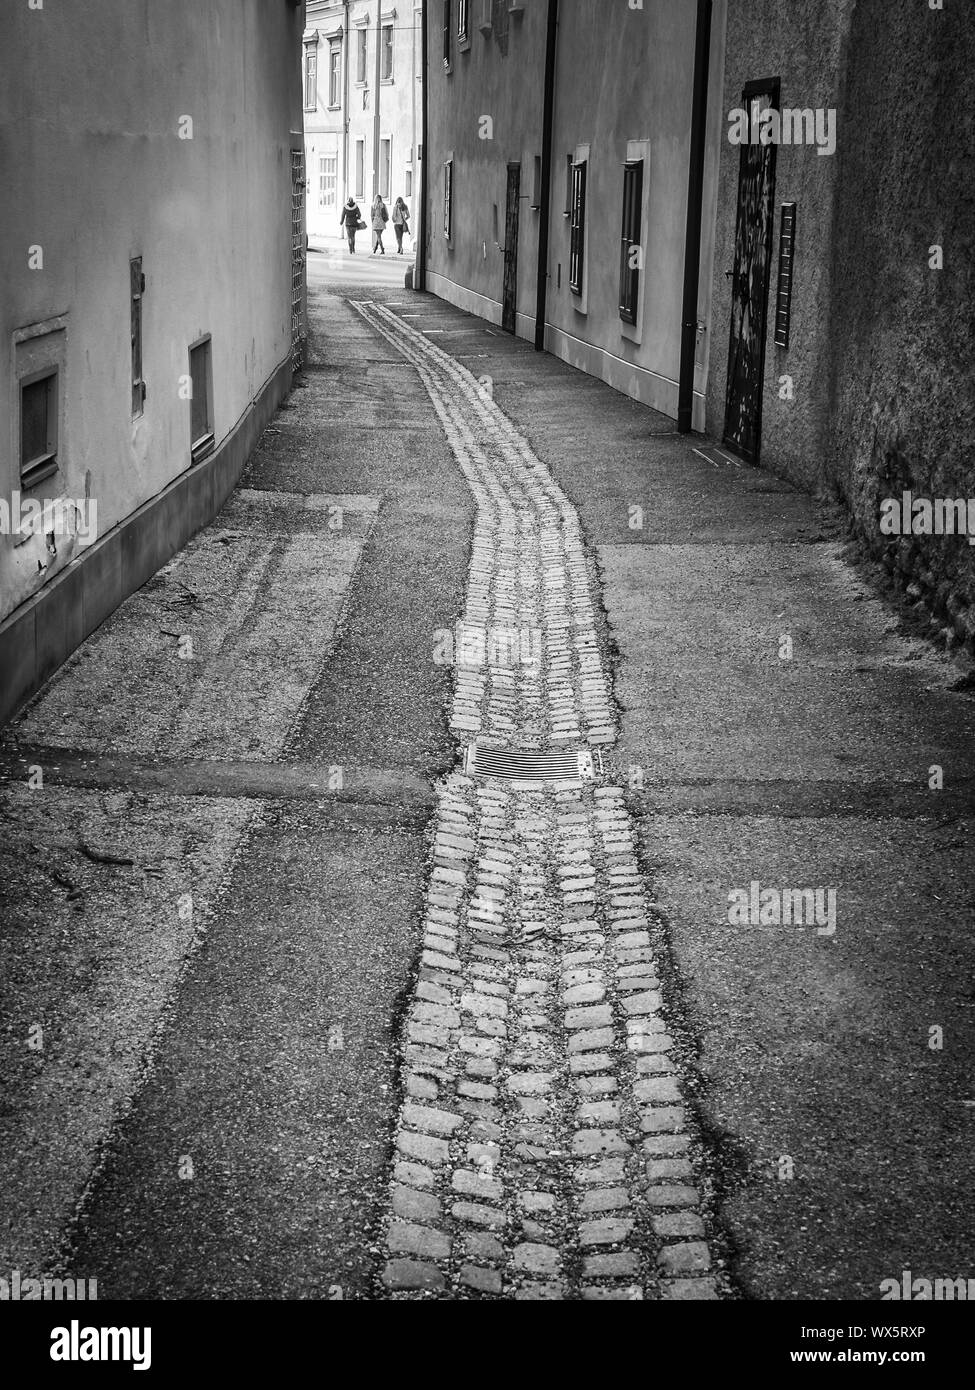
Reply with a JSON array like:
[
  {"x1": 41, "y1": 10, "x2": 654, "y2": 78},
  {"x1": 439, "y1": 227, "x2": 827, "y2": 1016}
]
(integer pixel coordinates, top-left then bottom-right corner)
[
  {"x1": 422, "y1": 0, "x2": 975, "y2": 642},
  {"x1": 425, "y1": 0, "x2": 720, "y2": 429},
  {"x1": 0, "y1": 1, "x2": 304, "y2": 725},
  {"x1": 303, "y1": 1, "x2": 422, "y2": 240}
]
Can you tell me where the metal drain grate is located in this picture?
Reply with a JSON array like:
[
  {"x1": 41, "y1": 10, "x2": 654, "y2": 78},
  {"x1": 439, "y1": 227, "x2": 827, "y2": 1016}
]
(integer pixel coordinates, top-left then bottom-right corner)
[{"x1": 465, "y1": 744, "x2": 599, "y2": 782}]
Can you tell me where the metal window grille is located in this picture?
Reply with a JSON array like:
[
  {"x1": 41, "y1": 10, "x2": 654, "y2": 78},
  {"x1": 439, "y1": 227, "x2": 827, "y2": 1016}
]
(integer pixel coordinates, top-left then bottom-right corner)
[
  {"x1": 291, "y1": 149, "x2": 306, "y2": 373},
  {"x1": 774, "y1": 203, "x2": 797, "y2": 349},
  {"x1": 130, "y1": 257, "x2": 145, "y2": 416},
  {"x1": 619, "y1": 160, "x2": 643, "y2": 324},
  {"x1": 569, "y1": 160, "x2": 587, "y2": 296}
]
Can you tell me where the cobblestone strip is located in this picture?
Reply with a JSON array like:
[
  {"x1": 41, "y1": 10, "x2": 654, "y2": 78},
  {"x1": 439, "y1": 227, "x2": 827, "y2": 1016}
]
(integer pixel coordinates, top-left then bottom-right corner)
[{"x1": 351, "y1": 301, "x2": 721, "y2": 1300}]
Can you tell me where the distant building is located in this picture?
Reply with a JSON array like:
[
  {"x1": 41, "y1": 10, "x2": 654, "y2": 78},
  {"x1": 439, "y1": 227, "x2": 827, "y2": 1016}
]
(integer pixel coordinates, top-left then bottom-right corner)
[
  {"x1": 303, "y1": 1, "x2": 422, "y2": 239},
  {"x1": 422, "y1": 0, "x2": 975, "y2": 648},
  {"x1": 0, "y1": 0, "x2": 305, "y2": 724}
]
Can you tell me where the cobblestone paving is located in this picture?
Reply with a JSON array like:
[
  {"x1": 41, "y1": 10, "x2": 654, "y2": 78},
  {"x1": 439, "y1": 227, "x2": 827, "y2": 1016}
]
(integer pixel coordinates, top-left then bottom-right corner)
[{"x1": 353, "y1": 301, "x2": 722, "y2": 1300}]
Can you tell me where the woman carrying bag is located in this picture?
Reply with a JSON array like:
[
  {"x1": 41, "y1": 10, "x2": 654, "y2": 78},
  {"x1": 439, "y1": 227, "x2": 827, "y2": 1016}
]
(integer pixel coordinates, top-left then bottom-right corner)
[
  {"x1": 392, "y1": 197, "x2": 410, "y2": 255},
  {"x1": 340, "y1": 197, "x2": 363, "y2": 253}
]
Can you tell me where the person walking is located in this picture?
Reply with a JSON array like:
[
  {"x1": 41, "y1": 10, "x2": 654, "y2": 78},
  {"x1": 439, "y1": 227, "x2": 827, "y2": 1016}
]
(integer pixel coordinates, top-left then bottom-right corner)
[
  {"x1": 392, "y1": 197, "x2": 410, "y2": 255},
  {"x1": 340, "y1": 197, "x2": 362, "y2": 253},
  {"x1": 371, "y1": 194, "x2": 389, "y2": 255}
]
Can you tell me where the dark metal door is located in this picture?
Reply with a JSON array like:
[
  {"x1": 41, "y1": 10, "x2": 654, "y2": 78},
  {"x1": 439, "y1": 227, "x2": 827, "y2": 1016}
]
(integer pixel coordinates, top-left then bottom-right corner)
[
  {"x1": 723, "y1": 78, "x2": 780, "y2": 462},
  {"x1": 502, "y1": 163, "x2": 520, "y2": 334}
]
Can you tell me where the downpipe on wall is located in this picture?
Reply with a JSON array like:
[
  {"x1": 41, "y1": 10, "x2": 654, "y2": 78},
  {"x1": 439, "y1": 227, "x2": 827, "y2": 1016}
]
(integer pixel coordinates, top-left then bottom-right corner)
[{"x1": 677, "y1": 0, "x2": 712, "y2": 433}]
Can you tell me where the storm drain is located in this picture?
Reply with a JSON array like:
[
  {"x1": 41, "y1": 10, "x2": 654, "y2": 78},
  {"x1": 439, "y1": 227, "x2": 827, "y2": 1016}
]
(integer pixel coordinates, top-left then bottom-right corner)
[{"x1": 464, "y1": 743, "x2": 600, "y2": 782}]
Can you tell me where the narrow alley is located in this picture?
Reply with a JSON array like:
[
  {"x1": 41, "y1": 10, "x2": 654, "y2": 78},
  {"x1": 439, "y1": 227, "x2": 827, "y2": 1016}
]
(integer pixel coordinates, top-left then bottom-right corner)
[{"x1": 2, "y1": 249, "x2": 973, "y2": 1308}]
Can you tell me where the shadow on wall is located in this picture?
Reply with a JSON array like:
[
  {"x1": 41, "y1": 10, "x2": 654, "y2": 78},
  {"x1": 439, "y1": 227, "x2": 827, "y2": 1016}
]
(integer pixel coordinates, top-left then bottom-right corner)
[{"x1": 825, "y1": 0, "x2": 975, "y2": 649}]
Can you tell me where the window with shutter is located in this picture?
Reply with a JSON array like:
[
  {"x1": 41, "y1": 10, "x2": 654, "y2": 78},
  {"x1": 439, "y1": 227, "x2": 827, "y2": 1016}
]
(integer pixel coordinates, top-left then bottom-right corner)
[
  {"x1": 619, "y1": 161, "x2": 643, "y2": 324},
  {"x1": 569, "y1": 161, "x2": 587, "y2": 296}
]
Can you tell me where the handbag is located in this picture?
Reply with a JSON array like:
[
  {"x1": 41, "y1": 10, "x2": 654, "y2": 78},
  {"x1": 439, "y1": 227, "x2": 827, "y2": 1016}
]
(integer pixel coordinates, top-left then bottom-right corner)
[{"x1": 356, "y1": 216, "x2": 367, "y2": 230}]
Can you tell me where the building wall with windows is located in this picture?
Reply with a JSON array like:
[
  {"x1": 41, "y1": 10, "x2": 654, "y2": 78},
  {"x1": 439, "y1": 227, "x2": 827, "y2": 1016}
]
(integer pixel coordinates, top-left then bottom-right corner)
[
  {"x1": 0, "y1": 0, "x2": 303, "y2": 717},
  {"x1": 423, "y1": 0, "x2": 548, "y2": 338},
  {"x1": 304, "y1": 1, "x2": 422, "y2": 239},
  {"x1": 423, "y1": 0, "x2": 727, "y2": 427}
]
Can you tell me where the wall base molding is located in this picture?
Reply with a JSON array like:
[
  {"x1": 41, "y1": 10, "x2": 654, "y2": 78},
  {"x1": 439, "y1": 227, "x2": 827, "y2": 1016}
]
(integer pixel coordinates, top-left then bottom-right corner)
[
  {"x1": 423, "y1": 271, "x2": 706, "y2": 429},
  {"x1": 0, "y1": 353, "x2": 293, "y2": 728}
]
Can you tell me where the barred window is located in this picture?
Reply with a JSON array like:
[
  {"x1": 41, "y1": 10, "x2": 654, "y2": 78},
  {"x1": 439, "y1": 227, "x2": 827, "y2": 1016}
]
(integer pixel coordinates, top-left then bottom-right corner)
[
  {"x1": 619, "y1": 160, "x2": 643, "y2": 324},
  {"x1": 444, "y1": 158, "x2": 453, "y2": 239},
  {"x1": 569, "y1": 160, "x2": 587, "y2": 296}
]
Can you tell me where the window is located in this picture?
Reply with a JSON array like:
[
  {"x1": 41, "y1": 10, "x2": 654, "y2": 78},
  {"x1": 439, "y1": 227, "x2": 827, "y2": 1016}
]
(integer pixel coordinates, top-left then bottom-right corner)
[
  {"x1": 458, "y1": 0, "x2": 469, "y2": 39},
  {"x1": 405, "y1": 167, "x2": 413, "y2": 198},
  {"x1": 569, "y1": 160, "x2": 587, "y2": 296},
  {"x1": 380, "y1": 138, "x2": 391, "y2": 199},
  {"x1": 130, "y1": 257, "x2": 145, "y2": 417},
  {"x1": 564, "y1": 154, "x2": 573, "y2": 215},
  {"x1": 355, "y1": 140, "x2": 365, "y2": 199},
  {"x1": 20, "y1": 370, "x2": 58, "y2": 486},
  {"x1": 319, "y1": 154, "x2": 337, "y2": 209},
  {"x1": 356, "y1": 27, "x2": 368, "y2": 83},
  {"x1": 303, "y1": 44, "x2": 317, "y2": 110},
  {"x1": 774, "y1": 203, "x2": 797, "y2": 349},
  {"x1": 328, "y1": 40, "x2": 341, "y2": 107},
  {"x1": 382, "y1": 24, "x2": 393, "y2": 80},
  {"x1": 443, "y1": 0, "x2": 452, "y2": 67},
  {"x1": 619, "y1": 160, "x2": 643, "y2": 324},
  {"x1": 444, "y1": 158, "x2": 453, "y2": 239},
  {"x1": 188, "y1": 337, "x2": 214, "y2": 463}
]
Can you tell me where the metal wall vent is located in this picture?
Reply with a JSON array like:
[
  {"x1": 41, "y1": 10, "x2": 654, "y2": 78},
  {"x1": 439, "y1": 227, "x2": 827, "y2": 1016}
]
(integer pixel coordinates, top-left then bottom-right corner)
[{"x1": 464, "y1": 744, "x2": 599, "y2": 782}]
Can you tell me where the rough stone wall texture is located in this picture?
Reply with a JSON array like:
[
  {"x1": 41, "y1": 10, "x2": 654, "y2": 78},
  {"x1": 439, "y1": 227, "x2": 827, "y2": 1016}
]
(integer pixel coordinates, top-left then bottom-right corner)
[
  {"x1": 825, "y1": 0, "x2": 975, "y2": 646},
  {"x1": 711, "y1": 0, "x2": 975, "y2": 649}
]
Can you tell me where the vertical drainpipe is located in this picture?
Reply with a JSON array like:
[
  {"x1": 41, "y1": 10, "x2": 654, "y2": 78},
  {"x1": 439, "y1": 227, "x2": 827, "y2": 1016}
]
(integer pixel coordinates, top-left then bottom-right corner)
[
  {"x1": 343, "y1": 0, "x2": 351, "y2": 198},
  {"x1": 374, "y1": 0, "x2": 383, "y2": 200},
  {"x1": 677, "y1": 0, "x2": 712, "y2": 433},
  {"x1": 534, "y1": 0, "x2": 560, "y2": 352},
  {"x1": 417, "y1": 0, "x2": 428, "y2": 290}
]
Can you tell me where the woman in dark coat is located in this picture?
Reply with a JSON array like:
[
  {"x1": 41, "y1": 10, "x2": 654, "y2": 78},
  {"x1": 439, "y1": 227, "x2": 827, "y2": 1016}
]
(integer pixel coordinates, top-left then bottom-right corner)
[{"x1": 340, "y1": 197, "x2": 361, "y2": 253}]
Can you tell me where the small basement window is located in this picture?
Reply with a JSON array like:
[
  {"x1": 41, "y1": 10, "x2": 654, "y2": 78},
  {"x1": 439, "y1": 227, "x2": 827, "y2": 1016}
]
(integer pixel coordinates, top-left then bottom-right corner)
[
  {"x1": 189, "y1": 336, "x2": 214, "y2": 463},
  {"x1": 20, "y1": 369, "x2": 59, "y2": 487}
]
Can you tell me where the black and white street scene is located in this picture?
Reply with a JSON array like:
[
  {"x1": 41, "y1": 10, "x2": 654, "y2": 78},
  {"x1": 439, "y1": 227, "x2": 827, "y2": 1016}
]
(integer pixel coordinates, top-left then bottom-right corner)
[{"x1": 1, "y1": 0, "x2": 974, "y2": 1350}]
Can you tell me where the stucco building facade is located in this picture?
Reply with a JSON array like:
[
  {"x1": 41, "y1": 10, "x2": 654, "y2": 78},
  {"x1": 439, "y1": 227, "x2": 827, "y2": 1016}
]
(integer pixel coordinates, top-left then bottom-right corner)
[
  {"x1": 0, "y1": 0, "x2": 305, "y2": 724},
  {"x1": 303, "y1": 0, "x2": 423, "y2": 239},
  {"x1": 422, "y1": 0, "x2": 725, "y2": 430},
  {"x1": 423, "y1": 0, "x2": 975, "y2": 644}
]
